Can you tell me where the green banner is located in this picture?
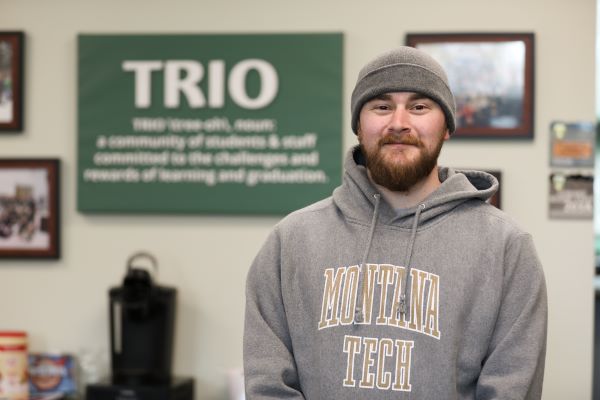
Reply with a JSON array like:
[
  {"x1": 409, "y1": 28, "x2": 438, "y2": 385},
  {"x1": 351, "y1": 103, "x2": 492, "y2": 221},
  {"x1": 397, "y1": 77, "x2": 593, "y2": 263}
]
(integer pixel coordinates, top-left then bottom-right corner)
[{"x1": 78, "y1": 33, "x2": 343, "y2": 214}]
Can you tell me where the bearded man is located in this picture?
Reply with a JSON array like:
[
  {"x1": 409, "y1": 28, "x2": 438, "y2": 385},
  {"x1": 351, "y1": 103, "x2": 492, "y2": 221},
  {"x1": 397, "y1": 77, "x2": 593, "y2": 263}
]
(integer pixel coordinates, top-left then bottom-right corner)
[{"x1": 244, "y1": 46, "x2": 547, "y2": 400}]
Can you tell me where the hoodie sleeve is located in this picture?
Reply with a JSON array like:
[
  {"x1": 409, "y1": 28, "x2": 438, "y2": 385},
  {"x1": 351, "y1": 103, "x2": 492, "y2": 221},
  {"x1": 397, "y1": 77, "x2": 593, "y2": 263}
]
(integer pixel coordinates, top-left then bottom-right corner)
[
  {"x1": 243, "y1": 228, "x2": 306, "y2": 399},
  {"x1": 476, "y1": 233, "x2": 548, "y2": 400}
]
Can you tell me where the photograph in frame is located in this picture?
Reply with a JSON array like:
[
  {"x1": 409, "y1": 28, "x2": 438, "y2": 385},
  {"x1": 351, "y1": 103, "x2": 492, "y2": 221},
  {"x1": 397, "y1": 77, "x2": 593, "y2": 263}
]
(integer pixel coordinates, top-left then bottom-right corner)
[
  {"x1": 0, "y1": 159, "x2": 60, "y2": 259},
  {"x1": 0, "y1": 31, "x2": 24, "y2": 132},
  {"x1": 406, "y1": 33, "x2": 534, "y2": 139}
]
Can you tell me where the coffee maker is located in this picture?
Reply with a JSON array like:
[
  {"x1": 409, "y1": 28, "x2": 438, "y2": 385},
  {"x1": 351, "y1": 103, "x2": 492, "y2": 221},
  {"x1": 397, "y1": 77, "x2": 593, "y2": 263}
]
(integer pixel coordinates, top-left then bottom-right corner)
[{"x1": 86, "y1": 252, "x2": 194, "y2": 400}]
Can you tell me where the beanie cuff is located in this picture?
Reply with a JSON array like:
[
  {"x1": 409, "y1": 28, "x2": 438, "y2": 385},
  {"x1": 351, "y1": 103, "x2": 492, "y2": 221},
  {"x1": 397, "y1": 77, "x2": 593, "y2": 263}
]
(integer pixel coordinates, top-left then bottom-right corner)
[{"x1": 351, "y1": 63, "x2": 456, "y2": 134}]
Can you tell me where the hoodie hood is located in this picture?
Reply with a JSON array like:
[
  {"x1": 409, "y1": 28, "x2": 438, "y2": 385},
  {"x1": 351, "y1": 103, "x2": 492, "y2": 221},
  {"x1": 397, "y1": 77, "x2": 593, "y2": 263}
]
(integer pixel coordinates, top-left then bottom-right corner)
[{"x1": 333, "y1": 146, "x2": 499, "y2": 229}]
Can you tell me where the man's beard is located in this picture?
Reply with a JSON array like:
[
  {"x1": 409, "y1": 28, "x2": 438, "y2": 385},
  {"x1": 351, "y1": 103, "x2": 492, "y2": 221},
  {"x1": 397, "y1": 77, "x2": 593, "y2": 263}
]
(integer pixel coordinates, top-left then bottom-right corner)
[{"x1": 359, "y1": 132, "x2": 445, "y2": 192}]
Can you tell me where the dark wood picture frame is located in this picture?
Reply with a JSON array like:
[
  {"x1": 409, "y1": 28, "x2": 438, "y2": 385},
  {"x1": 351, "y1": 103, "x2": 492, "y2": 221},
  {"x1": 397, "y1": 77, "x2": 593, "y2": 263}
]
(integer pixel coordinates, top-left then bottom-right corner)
[
  {"x1": 406, "y1": 33, "x2": 534, "y2": 139},
  {"x1": 0, "y1": 159, "x2": 60, "y2": 259},
  {"x1": 0, "y1": 31, "x2": 24, "y2": 132}
]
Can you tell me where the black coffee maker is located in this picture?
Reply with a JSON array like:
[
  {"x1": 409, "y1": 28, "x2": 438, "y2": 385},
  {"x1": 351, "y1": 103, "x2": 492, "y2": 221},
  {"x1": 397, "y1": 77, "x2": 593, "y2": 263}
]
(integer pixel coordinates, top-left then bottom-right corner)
[
  {"x1": 86, "y1": 252, "x2": 194, "y2": 400},
  {"x1": 109, "y1": 252, "x2": 176, "y2": 385}
]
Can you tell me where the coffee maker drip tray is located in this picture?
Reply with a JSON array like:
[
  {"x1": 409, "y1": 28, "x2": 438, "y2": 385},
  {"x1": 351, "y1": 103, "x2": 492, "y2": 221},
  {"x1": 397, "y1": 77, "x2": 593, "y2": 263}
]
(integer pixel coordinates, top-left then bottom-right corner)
[{"x1": 86, "y1": 376, "x2": 194, "y2": 400}]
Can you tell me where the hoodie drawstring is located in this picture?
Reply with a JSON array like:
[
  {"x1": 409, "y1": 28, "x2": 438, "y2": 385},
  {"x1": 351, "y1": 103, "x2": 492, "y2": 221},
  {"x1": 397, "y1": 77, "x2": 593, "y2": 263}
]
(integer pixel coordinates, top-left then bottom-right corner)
[
  {"x1": 396, "y1": 203, "x2": 425, "y2": 318},
  {"x1": 353, "y1": 198, "x2": 426, "y2": 325},
  {"x1": 354, "y1": 193, "x2": 381, "y2": 323}
]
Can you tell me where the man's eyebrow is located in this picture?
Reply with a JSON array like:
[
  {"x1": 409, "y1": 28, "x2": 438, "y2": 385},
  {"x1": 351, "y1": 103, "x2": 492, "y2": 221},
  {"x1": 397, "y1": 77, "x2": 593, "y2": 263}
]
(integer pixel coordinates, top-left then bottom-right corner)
[
  {"x1": 407, "y1": 93, "x2": 432, "y2": 102},
  {"x1": 369, "y1": 93, "x2": 432, "y2": 102},
  {"x1": 372, "y1": 94, "x2": 392, "y2": 101}
]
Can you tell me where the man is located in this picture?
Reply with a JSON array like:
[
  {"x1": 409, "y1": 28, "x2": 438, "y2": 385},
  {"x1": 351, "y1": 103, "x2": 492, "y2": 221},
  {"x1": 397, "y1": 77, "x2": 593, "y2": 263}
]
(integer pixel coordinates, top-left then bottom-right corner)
[{"x1": 244, "y1": 46, "x2": 547, "y2": 399}]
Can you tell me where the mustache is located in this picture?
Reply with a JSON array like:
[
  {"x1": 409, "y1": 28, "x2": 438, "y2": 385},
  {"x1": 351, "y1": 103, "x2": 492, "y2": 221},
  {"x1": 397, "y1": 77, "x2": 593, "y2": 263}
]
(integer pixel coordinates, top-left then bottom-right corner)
[{"x1": 378, "y1": 134, "x2": 422, "y2": 147}]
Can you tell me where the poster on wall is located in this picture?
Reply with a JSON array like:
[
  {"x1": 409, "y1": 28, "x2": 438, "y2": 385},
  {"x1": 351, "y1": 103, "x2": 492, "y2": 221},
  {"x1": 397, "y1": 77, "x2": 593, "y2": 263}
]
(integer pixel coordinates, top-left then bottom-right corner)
[
  {"x1": 549, "y1": 121, "x2": 595, "y2": 168},
  {"x1": 548, "y1": 173, "x2": 593, "y2": 219},
  {"x1": 77, "y1": 33, "x2": 343, "y2": 214}
]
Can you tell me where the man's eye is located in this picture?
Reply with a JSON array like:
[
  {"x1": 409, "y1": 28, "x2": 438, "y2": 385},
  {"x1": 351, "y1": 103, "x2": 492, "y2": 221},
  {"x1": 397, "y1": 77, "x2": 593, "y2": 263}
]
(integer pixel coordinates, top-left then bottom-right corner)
[
  {"x1": 373, "y1": 104, "x2": 390, "y2": 110},
  {"x1": 412, "y1": 104, "x2": 428, "y2": 111}
]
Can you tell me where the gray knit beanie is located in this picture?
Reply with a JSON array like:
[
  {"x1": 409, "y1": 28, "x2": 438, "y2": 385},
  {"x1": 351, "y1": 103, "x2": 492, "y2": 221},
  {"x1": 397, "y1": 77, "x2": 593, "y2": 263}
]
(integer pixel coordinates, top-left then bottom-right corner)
[{"x1": 351, "y1": 46, "x2": 456, "y2": 134}]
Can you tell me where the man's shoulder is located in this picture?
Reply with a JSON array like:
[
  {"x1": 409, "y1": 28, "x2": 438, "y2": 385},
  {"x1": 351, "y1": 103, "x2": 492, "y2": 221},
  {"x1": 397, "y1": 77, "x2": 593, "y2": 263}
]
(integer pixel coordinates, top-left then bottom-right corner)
[
  {"x1": 275, "y1": 196, "x2": 335, "y2": 230},
  {"x1": 287, "y1": 196, "x2": 334, "y2": 218},
  {"x1": 460, "y1": 199, "x2": 529, "y2": 237}
]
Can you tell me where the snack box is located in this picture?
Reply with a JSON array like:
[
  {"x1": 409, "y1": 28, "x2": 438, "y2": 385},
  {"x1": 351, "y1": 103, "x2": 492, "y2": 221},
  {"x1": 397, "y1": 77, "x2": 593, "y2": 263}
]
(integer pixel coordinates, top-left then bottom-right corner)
[{"x1": 28, "y1": 354, "x2": 77, "y2": 397}]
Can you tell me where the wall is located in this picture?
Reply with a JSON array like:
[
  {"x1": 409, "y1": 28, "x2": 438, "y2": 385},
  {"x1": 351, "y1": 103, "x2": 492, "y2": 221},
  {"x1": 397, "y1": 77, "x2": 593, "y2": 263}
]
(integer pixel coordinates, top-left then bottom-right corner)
[{"x1": 0, "y1": 0, "x2": 595, "y2": 398}]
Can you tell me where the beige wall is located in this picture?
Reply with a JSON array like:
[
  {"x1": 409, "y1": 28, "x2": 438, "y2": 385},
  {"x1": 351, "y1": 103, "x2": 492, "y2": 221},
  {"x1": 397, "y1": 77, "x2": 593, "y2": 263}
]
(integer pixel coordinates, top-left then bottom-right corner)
[{"x1": 0, "y1": 0, "x2": 595, "y2": 398}]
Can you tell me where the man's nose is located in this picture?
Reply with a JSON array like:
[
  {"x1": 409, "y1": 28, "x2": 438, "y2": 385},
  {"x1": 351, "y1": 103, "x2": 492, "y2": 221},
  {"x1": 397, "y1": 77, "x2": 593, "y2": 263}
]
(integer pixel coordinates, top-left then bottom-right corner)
[{"x1": 388, "y1": 107, "x2": 411, "y2": 133}]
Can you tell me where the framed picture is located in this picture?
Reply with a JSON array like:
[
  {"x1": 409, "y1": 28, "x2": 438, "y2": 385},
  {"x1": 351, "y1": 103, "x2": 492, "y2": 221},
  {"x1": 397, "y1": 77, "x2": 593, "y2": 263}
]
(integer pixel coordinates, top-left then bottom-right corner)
[
  {"x1": 0, "y1": 31, "x2": 24, "y2": 131},
  {"x1": 0, "y1": 159, "x2": 60, "y2": 259},
  {"x1": 406, "y1": 33, "x2": 534, "y2": 139}
]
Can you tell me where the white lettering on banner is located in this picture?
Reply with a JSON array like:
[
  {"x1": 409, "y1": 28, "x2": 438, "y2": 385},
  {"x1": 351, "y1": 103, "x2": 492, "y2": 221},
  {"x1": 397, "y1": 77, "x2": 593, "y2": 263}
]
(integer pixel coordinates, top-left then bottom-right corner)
[
  {"x1": 84, "y1": 168, "x2": 141, "y2": 182},
  {"x1": 228, "y1": 59, "x2": 279, "y2": 109},
  {"x1": 209, "y1": 60, "x2": 226, "y2": 108},
  {"x1": 122, "y1": 61, "x2": 163, "y2": 108},
  {"x1": 164, "y1": 61, "x2": 206, "y2": 108},
  {"x1": 84, "y1": 115, "x2": 330, "y2": 186},
  {"x1": 122, "y1": 60, "x2": 279, "y2": 110}
]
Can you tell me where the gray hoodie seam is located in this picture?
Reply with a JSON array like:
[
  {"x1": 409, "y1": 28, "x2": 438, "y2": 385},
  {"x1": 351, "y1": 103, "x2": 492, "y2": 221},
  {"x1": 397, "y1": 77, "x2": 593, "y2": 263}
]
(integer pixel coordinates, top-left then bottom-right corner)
[
  {"x1": 286, "y1": 198, "x2": 334, "y2": 218},
  {"x1": 343, "y1": 199, "x2": 516, "y2": 234},
  {"x1": 345, "y1": 212, "x2": 453, "y2": 233},
  {"x1": 345, "y1": 202, "x2": 518, "y2": 235},
  {"x1": 455, "y1": 201, "x2": 525, "y2": 233}
]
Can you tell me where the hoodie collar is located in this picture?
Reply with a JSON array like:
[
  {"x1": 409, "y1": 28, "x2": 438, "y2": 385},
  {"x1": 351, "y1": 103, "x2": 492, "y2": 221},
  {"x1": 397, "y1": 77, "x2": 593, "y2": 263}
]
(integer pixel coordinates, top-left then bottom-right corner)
[{"x1": 332, "y1": 146, "x2": 499, "y2": 229}]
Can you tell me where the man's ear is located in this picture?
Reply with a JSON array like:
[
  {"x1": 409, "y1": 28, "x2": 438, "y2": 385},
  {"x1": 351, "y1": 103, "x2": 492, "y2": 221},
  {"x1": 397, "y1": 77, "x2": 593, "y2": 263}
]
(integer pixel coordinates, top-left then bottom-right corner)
[{"x1": 443, "y1": 129, "x2": 451, "y2": 140}]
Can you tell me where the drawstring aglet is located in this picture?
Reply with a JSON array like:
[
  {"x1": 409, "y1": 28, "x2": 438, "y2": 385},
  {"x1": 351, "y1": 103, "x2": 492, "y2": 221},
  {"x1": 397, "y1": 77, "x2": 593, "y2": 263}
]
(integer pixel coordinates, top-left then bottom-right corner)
[
  {"x1": 396, "y1": 294, "x2": 407, "y2": 319},
  {"x1": 354, "y1": 308, "x2": 364, "y2": 324}
]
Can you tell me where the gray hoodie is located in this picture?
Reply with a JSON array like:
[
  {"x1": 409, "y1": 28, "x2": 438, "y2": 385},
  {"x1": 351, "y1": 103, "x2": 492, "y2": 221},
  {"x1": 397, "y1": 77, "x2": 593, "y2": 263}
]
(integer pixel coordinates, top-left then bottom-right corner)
[{"x1": 244, "y1": 146, "x2": 547, "y2": 399}]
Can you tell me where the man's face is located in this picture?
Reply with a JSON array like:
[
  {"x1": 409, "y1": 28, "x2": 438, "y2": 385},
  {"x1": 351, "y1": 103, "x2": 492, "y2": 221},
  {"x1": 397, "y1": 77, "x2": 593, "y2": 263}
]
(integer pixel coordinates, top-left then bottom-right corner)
[{"x1": 357, "y1": 92, "x2": 450, "y2": 192}]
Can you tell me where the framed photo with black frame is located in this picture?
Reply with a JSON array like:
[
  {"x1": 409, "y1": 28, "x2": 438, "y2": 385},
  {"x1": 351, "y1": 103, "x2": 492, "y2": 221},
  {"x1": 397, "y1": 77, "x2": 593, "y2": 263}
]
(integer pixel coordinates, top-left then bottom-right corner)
[
  {"x1": 0, "y1": 159, "x2": 60, "y2": 259},
  {"x1": 406, "y1": 33, "x2": 534, "y2": 139},
  {"x1": 0, "y1": 31, "x2": 24, "y2": 132}
]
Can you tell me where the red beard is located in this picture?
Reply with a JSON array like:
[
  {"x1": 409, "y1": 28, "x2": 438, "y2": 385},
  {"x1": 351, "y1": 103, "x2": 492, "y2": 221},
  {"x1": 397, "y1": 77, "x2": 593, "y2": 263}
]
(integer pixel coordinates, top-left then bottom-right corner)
[{"x1": 359, "y1": 132, "x2": 445, "y2": 192}]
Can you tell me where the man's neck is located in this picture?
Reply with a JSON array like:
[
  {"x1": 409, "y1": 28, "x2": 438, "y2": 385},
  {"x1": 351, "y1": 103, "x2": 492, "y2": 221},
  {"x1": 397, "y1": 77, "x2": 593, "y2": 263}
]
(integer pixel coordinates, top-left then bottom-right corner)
[{"x1": 368, "y1": 167, "x2": 442, "y2": 210}]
